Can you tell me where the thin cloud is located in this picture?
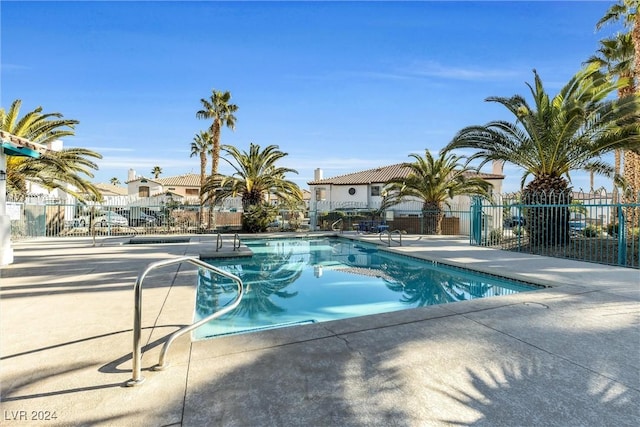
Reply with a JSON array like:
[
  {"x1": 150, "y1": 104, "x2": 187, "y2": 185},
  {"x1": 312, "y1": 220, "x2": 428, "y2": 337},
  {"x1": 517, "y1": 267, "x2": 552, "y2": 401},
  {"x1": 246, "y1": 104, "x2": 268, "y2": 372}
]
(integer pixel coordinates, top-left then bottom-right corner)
[
  {"x1": 404, "y1": 61, "x2": 521, "y2": 81},
  {"x1": 0, "y1": 63, "x2": 30, "y2": 71},
  {"x1": 287, "y1": 62, "x2": 520, "y2": 83}
]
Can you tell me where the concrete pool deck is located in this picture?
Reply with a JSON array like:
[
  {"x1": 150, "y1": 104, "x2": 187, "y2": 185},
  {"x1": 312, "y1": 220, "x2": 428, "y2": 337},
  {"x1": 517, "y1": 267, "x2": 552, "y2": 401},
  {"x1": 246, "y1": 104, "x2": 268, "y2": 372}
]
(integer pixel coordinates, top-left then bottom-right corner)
[{"x1": 0, "y1": 233, "x2": 638, "y2": 426}]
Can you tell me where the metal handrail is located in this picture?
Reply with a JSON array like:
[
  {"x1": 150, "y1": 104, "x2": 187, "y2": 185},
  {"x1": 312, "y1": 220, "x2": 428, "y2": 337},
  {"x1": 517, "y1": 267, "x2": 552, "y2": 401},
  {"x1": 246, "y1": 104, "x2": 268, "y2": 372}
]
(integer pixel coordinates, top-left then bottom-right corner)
[
  {"x1": 379, "y1": 229, "x2": 402, "y2": 247},
  {"x1": 125, "y1": 256, "x2": 244, "y2": 386},
  {"x1": 331, "y1": 218, "x2": 343, "y2": 232},
  {"x1": 233, "y1": 233, "x2": 241, "y2": 251},
  {"x1": 215, "y1": 233, "x2": 223, "y2": 252}
]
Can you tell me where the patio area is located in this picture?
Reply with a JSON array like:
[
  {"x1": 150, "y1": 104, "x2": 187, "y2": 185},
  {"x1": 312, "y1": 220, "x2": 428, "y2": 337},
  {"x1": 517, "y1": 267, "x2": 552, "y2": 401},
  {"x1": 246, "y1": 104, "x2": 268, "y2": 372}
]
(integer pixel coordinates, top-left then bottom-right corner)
[{"x1": 1, "y1": 233, "x2": 638, "y2": 426}]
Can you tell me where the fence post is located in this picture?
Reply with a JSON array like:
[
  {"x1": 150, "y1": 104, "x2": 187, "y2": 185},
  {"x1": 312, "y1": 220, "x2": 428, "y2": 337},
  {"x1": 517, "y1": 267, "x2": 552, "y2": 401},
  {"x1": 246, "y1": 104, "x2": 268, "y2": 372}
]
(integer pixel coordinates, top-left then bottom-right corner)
[
  {"x1": 470, "y1": 197, "x2": 482, "y2": 245},
  {"x1": 617, "y1": 205, "x2": 626, "y2": 266}
]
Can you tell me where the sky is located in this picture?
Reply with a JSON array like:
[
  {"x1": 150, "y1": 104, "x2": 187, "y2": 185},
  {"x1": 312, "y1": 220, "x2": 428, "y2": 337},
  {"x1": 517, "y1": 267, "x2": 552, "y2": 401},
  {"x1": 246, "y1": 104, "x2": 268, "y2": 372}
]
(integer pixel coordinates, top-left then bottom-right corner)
[{"x1": 0, "y1": 0, "x2": 625, "y2": 194}]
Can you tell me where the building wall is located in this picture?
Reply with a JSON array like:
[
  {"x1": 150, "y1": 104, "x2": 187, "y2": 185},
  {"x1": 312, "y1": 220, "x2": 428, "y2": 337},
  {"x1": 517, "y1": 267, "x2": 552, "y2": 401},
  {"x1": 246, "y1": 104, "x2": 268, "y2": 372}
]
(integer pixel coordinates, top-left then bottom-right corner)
[{"x1": 127, "y1": 180, "x2": 163, "y2": 198}]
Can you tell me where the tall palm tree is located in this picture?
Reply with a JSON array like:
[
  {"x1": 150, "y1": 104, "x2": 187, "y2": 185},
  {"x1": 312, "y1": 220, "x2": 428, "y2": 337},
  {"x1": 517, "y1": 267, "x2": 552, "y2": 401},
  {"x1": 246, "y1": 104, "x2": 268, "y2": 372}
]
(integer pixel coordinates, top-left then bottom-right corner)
[
  {"x1": 380, "y1": 150, "x2": 492, "y2": 235},
  {"x1": 446, "y1": 64, "x2": 640, "y2": 246},
  {"x1": 1, "y1": 99, "x2": 102, "y2": 200},
  {"x1": 109, "y1": 177, "x2": 120, "y2": 186},
  {"x1": 201, "y1": 143, "x2": 302, "y2": 232},
  {"x1": 190, "y1": 130, "x2": 211, "y2": 226},
  {"x1": 196, "y1": 90, "x2": 238, "y2": 178},
  {"x1": 151, "y1": 166, "x2": 162, "y2": 179},
  {"x1": 585, "y1": 32, "x2": 636, "y2": 200},
  {"x1": 597, "y1": 2, "x2": 640, "y2": 235}
]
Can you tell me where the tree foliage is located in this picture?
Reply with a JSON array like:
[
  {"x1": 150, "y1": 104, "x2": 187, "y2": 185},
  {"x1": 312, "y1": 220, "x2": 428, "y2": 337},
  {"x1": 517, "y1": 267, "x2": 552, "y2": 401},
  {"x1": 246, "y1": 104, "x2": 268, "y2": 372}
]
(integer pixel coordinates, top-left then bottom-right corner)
[
  {"x1": 1, "y1": 100, "x2": 102, "y2": 200},
  {"x1": 202, "y1": 143, "x2": 302, "y2": 232},
  {"x1": 381, "y1": 150, "x2": 492, "y2": 234}
]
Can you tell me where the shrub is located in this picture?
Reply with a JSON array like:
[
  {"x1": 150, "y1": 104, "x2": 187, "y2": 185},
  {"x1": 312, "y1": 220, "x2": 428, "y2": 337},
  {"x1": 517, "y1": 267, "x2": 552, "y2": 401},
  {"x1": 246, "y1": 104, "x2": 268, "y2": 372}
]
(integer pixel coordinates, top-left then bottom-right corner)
[
  {"x1": 607, "y1": 223, "x2": 619, "y2": 237},
  {"x1": 583, "y1": 225, "x2": 602, "y2": 238},
  {"x1": 242, "y1": 203, "x2": 278, "y2": 233},
  {"x1": 487, "y1": 229, "x2": 503, "y2": 245},
  {"x1": 513, "y1": 225, "x2": 525, "y2": 236}
]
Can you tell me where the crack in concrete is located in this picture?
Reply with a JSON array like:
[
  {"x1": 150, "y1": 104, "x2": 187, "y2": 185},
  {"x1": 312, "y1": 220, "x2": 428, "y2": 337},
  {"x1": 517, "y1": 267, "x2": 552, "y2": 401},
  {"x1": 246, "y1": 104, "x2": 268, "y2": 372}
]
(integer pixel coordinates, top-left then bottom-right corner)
[{"x1": 322, "y1": 325, "x2": 376, "y2": 367}]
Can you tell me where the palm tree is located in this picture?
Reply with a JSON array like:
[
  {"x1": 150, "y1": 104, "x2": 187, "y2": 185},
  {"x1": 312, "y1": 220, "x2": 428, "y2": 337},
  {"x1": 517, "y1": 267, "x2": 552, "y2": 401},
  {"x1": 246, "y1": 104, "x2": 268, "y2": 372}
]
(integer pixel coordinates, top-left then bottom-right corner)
[
  {"x1": 445, "y1": 64, "x2": 640, "y2": 246},
  {"x1": 380, "y1": 150, "x2": 492, "y2": 235},
  {"x1": 597, "y1": 2, "x2": 640, "y2": 229},
  {"x1": 1, "y1": 99, "x2": 102, "y2": 201},
  {"x1": 151, "y1": 166, "x2": 162, "y2": 179},
  {"x1": 585, "y1": 32, "x2": 635, "y2": 200},
  {"x1": 597, "y1": 1, "x2": 640, "y2": 196},
  {"x1": 196, "y1": 90, "x2": 238, "y2": 179},
  {"x1": 201, "y1": 143, "x2": 302, "y2": 232},
  {"x1": 190, "y1": 130, "x2": 211, "y2": 226},
  {"x1": 109, "y1": 177, "x2": 121, "y2": 186}
]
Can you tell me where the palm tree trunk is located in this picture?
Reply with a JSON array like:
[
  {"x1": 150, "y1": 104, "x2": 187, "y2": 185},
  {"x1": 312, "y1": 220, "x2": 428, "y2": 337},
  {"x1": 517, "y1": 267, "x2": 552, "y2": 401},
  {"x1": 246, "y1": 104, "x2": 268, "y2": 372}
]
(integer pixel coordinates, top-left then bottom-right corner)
[
  {"x1": 422, "y1": 201, "x2": 443, "y2": 235},
  {"x1": 627, "y1": 13, "x2": 640, "y2": 236},
  {"x1": 210, "y1": 119, "x2": 221, "y2": 176},
  {"x1": 199, "y1": 152, "x2": 206, "y2": 228},
  {"x1": 208, "y1": 119, "x2": 221, "y2": 231},
  {"x1": 523, "y1": 175, "x2": 572, "y2": 247},
  {"x1": 623, "y1": 150, "x2": 639, "y2": 234}
]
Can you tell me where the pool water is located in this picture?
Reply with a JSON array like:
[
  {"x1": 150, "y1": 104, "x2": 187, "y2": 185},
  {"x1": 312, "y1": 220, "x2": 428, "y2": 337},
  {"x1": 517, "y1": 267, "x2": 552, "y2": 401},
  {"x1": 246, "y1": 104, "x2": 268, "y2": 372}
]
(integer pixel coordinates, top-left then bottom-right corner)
[{"x1": 194, "y1": 237, "x2": 538, "y2": 339}]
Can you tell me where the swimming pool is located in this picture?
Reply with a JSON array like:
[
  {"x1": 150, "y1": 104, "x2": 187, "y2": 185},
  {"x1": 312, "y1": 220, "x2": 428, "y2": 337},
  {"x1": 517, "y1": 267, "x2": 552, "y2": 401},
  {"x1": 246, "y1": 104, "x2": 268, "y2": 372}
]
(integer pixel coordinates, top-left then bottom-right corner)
[{"x1": 194, "y1": 237, "x2": 538, "y2": 339}]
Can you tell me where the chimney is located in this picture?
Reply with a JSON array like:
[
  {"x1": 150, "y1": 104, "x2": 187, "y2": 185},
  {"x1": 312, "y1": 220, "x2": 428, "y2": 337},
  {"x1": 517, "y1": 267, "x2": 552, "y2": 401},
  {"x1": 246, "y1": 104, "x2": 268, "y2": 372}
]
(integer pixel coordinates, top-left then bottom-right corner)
[
  {"x1": 492, "y1": 160, "x2": 504, "y2": 175},
  {"x1": 128, "y1": 169, "x2": 136, "y2": 181},
  {"x1": 47, "y1": 139, "x2": 63, "y2": 152},
  {"x1": 314, "y1": 168, "x2": 323, "y2": 181}
]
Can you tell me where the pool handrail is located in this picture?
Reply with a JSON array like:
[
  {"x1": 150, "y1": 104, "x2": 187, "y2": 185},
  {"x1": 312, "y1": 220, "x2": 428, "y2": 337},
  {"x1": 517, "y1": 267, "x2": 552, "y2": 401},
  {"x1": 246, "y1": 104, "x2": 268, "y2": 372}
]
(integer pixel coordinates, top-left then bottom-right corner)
[
  {"x1": 233, "y1": 233, "x2": 241, "y2": 251},
  {"x1": 125, "y1": 256, "x2": 244, "y2": 387},
  {"x1": 215, "y1": 232, "x2": 223, "y2": 252},
  {"x1": 379, "y1": 229, "x2": 402, "y2": 247},
  {"x1": 331, "y1": 218, "x2": 343, "y2": 232}
]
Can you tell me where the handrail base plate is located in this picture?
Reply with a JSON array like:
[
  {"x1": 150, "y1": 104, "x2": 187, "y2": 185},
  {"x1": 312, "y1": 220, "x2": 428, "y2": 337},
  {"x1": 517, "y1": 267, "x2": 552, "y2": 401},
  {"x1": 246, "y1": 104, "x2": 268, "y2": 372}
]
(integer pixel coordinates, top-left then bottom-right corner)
[{"x1": 125, "y1": 377, "x2": 146, "y2": 387}]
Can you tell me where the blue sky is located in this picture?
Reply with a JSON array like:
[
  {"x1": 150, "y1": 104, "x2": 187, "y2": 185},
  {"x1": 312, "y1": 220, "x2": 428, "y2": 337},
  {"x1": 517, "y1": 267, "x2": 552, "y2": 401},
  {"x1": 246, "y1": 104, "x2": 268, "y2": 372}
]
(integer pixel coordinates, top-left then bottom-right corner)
[{"x1": 1, "y1": 1, "x2": 624, "y2": 193}]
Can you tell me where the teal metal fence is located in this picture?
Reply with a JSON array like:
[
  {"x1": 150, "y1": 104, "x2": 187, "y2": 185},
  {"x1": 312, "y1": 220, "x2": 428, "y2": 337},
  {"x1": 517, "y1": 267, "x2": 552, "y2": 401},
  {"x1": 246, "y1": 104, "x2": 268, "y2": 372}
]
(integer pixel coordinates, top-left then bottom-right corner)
[
  {"x1": 9, "y1": 190, "x2": 639, "y2": 269},
  {"x1": 8, "y1": 202, "x2": 245, "y2": 239},
  {"x1": 469, "y1": 190, "x2": 640, "y2": 269}
]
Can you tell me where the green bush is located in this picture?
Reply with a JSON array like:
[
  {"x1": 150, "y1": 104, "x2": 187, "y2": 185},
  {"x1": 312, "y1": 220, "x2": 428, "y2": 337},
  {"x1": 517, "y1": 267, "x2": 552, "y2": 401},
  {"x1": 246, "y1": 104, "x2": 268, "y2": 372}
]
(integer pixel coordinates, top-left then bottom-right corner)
[
  {"x1": 583, "y1": 225, "x2": 602, "y2": 238},
  {"x1": 487, "y1": 229, "x2": 503, "y2": 245},
  {"x1": 513, "y1": 225, "x2": 525, "y2": 236},
  {"x1": 242, "y1": 203, "x2": 278, "y2": 233}
]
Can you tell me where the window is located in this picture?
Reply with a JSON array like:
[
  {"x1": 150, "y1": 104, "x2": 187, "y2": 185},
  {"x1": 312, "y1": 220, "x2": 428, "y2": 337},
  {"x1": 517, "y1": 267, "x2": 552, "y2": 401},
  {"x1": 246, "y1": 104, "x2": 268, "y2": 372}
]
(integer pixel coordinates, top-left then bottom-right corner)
[
  {"x1": 371, "y1": 186, "x2": 381, "y2": 197},
  {"x1": 185, "y1": 188, "x2": 199, "y2": 196},
  {"x1": 138, "y1": 186, "x2": 149, "y2": 197},
  {"x1": 315, "y1": 188, "x2": 326, "y2": 201}
]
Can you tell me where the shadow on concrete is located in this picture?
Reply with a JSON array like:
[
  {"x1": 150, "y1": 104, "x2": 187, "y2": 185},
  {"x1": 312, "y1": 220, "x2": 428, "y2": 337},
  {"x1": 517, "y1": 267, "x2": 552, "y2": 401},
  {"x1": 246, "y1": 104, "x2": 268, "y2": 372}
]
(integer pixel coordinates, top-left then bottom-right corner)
[{"x1": 177, "y1": 290, "x2": 639, "y2": 426}]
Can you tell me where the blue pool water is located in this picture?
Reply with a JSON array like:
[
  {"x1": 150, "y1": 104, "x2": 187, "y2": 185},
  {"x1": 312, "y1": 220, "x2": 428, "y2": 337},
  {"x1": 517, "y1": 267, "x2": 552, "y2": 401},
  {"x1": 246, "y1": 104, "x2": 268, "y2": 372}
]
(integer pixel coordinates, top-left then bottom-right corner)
[{"x1": 194, "y1": 237, "x2": 538, "y2": 339}]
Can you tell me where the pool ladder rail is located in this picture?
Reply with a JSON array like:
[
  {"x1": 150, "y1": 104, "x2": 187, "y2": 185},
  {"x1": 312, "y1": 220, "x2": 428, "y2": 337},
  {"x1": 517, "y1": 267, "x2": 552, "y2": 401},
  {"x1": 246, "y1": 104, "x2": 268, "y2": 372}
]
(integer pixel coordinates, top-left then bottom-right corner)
[
  {"x1": 126, "y1": 256, "x2": 244, "y2": 387},
  {"x1": 331, "y1": 218, "x2": 343, "y2": 233},
  {"x1": 215, "y1": 232, "x2": 242, "y2": 252},
  {"x1": 379, "y1": 229, "x2": 403, "y2": 247}
]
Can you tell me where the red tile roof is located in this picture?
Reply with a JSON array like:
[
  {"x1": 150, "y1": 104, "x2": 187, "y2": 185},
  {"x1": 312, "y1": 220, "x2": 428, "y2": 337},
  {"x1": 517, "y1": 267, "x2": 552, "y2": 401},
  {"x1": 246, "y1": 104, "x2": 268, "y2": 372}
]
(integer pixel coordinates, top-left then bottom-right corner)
[
  {"x1": 156, "y1": 173, "x2": 201, "y2": 187},
  {"x1": 94, "y1": 183, "x2": 128, "y2": 196},
  {"x1": 127, "y1": 174, "x2": 201, "y2": 187},
  {"x1": 308, "y1": 163, "x2": 503, "y2": 185}
]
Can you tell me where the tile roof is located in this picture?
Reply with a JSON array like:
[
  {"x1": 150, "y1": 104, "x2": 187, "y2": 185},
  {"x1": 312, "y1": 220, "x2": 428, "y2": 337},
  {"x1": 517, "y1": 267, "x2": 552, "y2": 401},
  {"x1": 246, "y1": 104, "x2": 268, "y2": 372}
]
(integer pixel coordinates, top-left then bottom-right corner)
[
  {"x1": 124, "y1": 176, "x2": 162, "y2": 185},
  {"x1": 156, "y1": 173, "x2": 201, "y2": 187},
  {"x1": 307, "y1": 163, "x2": 503, "y2": 185},
  {"x1": 94, "y1": 183, "x2": 128, "y2": 196},
  {"x1": 126, "y1": 173, "x2": 201, "y2": 187}
]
